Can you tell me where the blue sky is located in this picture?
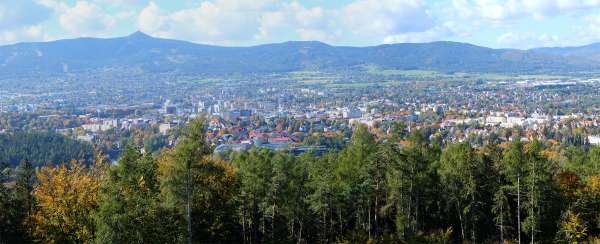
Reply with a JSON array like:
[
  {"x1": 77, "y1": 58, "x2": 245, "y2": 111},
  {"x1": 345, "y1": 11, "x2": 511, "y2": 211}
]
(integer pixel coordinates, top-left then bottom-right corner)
[{"x1": 2, "y1": 0, "x2": 600, "y2": 49}]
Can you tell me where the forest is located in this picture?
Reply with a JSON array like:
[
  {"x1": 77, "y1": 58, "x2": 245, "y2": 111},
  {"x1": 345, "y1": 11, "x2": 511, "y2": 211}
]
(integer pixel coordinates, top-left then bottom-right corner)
[
  {"x1": 0, "y1": 131, "x2": 95, "y2": 167},
  {"x1": 1, "y1": 118, "x2": 599, "y2": 243}
]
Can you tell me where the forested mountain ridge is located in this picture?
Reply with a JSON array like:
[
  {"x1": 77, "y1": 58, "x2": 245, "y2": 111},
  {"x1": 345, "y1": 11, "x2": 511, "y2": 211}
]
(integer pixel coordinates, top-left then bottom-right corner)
[
  {"x1": 532, "y1": 43, "x2": 600, "y2": 62},
  {"x1": 0, "y1": 31, "x2": 598, "y2": 78}
]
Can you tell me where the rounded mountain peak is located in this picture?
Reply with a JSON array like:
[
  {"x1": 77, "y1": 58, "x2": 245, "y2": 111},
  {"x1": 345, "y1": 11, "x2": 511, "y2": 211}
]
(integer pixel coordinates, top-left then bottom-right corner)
[{"x1": 127, "y1": 31, "x2": 153, "y2": 40}]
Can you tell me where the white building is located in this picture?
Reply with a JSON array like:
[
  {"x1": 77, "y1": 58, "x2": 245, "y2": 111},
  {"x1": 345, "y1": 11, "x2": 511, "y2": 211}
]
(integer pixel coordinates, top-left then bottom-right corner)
[
  {"x1": 343, "y1": 108, "x2": 362, "y2": 119},
  {"x1": 159, "y1": 123, "x2": 172, "y2": 135},
  {"x1": 485, "y1": 116, "x2": 506, "y2": 126},
  {"x1": 589, "y1": 135, "x2": 600, "y2": 145},
  {"x1": 505, "y1": 117, "x2": 525, "y2": 128}
]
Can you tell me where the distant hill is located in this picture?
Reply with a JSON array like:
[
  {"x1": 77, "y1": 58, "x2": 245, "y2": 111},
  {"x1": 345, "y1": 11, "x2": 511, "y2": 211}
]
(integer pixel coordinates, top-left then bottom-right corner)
[
  {"x1": 0, "y1": 31, "x2": 598, "y2": 78},
  {"x1": 531, "y1": 43, "x2": 600, "y2": 63}
]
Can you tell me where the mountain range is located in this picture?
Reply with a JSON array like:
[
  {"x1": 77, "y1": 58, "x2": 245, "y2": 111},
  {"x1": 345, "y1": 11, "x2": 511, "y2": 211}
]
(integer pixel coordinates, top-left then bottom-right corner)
[{"x1": 1, "y1": 31, "x2": 599, "y2": 79}]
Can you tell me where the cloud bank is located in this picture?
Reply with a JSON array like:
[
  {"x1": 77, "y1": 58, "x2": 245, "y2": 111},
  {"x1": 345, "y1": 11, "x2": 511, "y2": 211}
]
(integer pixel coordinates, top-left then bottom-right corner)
[{"x1": 1, "y1": 0, "x2": 600, "y2": 48}]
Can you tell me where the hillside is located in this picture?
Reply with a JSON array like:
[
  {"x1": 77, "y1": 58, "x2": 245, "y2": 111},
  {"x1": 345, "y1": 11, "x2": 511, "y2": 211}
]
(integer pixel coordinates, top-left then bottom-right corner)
[
  {"x1": 0, "y1": 31, "x2": 597, "y2": 78},
  {"x1": 531, "y1": 43, "x2": 600, "y2": 62},
  {"x1": 0, "y1": 131, "x2": 94, "y2": 167}
]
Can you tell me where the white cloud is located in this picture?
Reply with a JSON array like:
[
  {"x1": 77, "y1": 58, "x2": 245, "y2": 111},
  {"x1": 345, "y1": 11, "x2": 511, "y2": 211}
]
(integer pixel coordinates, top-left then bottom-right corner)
[
  {"x1": 496, "y1": 32, "x2": 525, "y2": 47},
  {"x1": 0, "y1": 25, "x2": 48, "y2": 45},
  {"x1": 58, "y1": 1, "x2": 116, "y2": 36},
  {"x1": 93, "y1": 0, "x2": 146, "y2": 7},
  {"x1": 342, "y1": 0, "x2": 435, "y2": 35},
  {"x1": 496, "y1": 32, "x2": 562, "y2": 49},
  {"x1": 538, "y1": 33, "x2": 561, "y2": 45},
  {"x1": 456, "y1": 0, "x2": 600, "y2": 21},
  {"x1": 569, "y1": 13, "x2": 600, "y2": 45},
  {"x1": 0, "y1": 1, "x2": 51, "y2": 29},
  {"x1": 137, "y1": 0, "x2": 278, "y2": 45},
  {"x1": 0, "y1": 0, "x2": 53, "y2": 44},
  {"x1": 0, "y1": 0, "x2": 598, "y2": 48},
  {"x1": 441, "y1": 0, "x2": 600, "y2": 48},
  {"x1": 137, "y1": 2, "x2": 165, "y2": 34},
  {"x1": 496, "y1": 12, "x2": 600, "y2": 47},
  {"x1": 585, "y1": 13, "x2": 600, "y2": 33},
  {"x1": 296, "y1": 28, "x2": 334, "y2": 42},
  {"x1": 256, "y1": 2, "x2": 336, "y2": 42},
  {"x1": 137, "y1": 0, "x2": 447, "y2": 45},
  {"x1": 383, "y1": 24, "x2": 454, "y2": 44}
]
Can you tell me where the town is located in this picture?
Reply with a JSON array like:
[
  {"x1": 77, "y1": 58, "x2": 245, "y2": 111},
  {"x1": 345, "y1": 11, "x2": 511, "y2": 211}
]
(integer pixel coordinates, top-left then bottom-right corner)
[
  {"x1": 4, "y1": 0, "x2": 600, "y2": 242},
  {"x1": 2, "y1": 71, "x2": 600, "y2": 161}
]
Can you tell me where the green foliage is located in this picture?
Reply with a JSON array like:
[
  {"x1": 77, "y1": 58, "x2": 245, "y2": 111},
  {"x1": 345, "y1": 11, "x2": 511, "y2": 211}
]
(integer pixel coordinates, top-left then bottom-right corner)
[
  {"x1": 95, "y1": 146, "x2": 183, "y2": 243},
  {"x1": 12, "y1": 159, "x2": 35, "y2": 241},
  {"x1": 3, "y1": 119, "x2": 600, "y2": 243},
  {"x1": 0, "y1": 131, "x2": 94, "y2": 167},
  {"x1": 439, "y1": 142, "x2": 496, "y2": 242},
  {"x1": 0, "y1": 163, "x2": 27, "y2": 243},
  {"x1": 158, "y1": 117, "x2": 240, "y2": 243},
  {"x1": 587, "y1": 146, "x2": 600, "y2": 177}
]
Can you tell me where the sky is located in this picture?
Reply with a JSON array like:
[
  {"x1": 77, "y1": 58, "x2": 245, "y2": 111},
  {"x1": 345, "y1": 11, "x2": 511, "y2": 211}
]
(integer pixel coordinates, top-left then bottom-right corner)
[{"x1": 2, "y1": 0, "x2": 600, "y2": 49}]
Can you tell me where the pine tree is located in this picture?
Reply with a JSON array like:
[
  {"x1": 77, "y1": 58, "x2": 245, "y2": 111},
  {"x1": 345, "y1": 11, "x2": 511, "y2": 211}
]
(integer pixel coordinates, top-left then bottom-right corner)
[
  {"x1": 587, "y1": 146, "x2": 600, "y2": 177},
  {"x1": 501, "y1": 141, "x2": 526, "y2": 243},
  {"x1": 305, "y1": 152, "x2": 338, "y2": 243},
  {"x1": 13, "y1": 159, "x2": 35, "y2": 241},
  {"x1": 234, "y1": 148, "x2": 275, "y2": 243},
  {"x1": 439, "y1": 142, "x2": 497, "y2": 242},
  {"x1": 383, "y1": 129, "x2": 441, "y2": 241},
  {"x1": 335, "y1": 124, "x2": 377, "y2": 240},
  {"x1": 95, "y1": 146, "x2": 182, "y2": 243},
  {"x1": 0, "y1": 162, "x2": 20, "y2": 243},
  {"x1": 522, "y1": 140, "x2": 560, "y2": 242},
  {"x1": 159, "y1": 117, "x2": 240, "y2": 243}
]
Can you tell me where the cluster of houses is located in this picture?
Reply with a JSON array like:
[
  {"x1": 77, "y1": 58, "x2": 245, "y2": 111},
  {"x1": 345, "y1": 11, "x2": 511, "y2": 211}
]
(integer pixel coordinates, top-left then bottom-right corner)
[{"x1": 70, "y1": 94, "x2": 600, "y2": 155}]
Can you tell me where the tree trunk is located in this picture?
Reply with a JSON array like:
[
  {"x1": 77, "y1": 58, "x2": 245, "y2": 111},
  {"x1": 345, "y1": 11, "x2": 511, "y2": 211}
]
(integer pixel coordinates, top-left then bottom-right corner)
[
  {"x1": 187, "y1": 164, "x2": 192, "y2": 244},
  {"x1": 298, "y1": 222, "x2": 303, "y2": 244},
  {"x1": 531, "y1": 164, "x2": 535, "y2": 244},
  {"x1": 368, "y1": 203, "x2": 371, "y2": 240},
  {"x1": 329, "y1": 199, "x2": 333, "y2": 241},
  {"x1": 471, "y1": 190, "x2": 476, "y2": 242},
  {"x1": 409, "y1": 180, "x2": 414, "y2": 233},
  {"x1": 253, "y1": 201, "x2": 260, "y2": 244},
  {"x1": 457, "y1": 203, "x2": 465, "y2": 241},
  {"x1": 415, "y1": 192, "x2": 420, "y2": 232},
  {"x1": 517, "y1": 176, "x2": 521, "y2": 244},
  {"x1": 322, "y1": 209, "x2": 327, "y2": 242},
  {"x1": 375, "y1": 183, "x2": 379, "y2": 236},
  {"x1": 500, "y1": 202, "x2": 504, "y2": 243},
  {"x1": 339, "y1": 209, "x2": 342, "y2": 236},
  {"x1": 242, "y1": 196, "x2": 247, "y2": 244},
  {"x1": 291, "y1": 218, "x2": 294, "y2": 242},
  {"x1": 271, "y1": 204, "x2": 275, "y2": 241}
]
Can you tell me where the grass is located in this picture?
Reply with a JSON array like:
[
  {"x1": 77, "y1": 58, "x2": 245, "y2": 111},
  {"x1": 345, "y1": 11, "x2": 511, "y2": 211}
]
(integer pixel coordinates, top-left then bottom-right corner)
[
  {"x1": 363, "y1": 64, "x2": 577, "y2": 81},
  {"x1": 364, "y1": 64, "x2": 441, "y2": 77}
]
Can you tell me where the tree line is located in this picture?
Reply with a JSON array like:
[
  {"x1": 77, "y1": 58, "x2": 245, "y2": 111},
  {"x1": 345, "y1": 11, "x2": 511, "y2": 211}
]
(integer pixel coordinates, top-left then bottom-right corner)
[
  {"x1": 0, "y1": 131, "x2": 94, "y2": 167},
  {"x1": 1, "y1": 118, "x2": 599, "y2": 243}
]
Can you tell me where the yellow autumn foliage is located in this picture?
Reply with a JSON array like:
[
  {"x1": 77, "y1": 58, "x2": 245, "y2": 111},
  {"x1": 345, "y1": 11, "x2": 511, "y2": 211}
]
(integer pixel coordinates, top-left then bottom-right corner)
[
  {"x1": 560, "y1": 211, "x2": 588, "y2": 242},
  {"x1": 586, "y1": 174, "x2": 600, "y2": 193},
  {"x1": 30, "y1": 160, "x2": 104, "y2": 243}
]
